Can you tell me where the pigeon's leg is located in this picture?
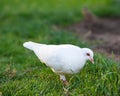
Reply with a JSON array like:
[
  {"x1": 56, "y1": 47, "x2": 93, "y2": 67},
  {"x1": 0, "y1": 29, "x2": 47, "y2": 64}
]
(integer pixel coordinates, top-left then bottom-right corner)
[{"x1": 60, "y1": 75, "x2": 69, "y2": 86}]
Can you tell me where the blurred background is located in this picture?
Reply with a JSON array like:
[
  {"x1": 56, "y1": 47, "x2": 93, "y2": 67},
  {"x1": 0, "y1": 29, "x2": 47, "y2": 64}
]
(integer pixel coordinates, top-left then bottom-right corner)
[
  {"x1": 0, "y1": 0, "x2": 120, "y2": 95},
  {"x1": 0, "y1": 0, "x2": 120, "y2": 59}
]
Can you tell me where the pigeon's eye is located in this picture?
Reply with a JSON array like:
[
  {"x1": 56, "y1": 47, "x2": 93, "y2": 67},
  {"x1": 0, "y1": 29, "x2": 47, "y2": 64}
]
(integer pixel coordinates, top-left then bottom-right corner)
[{"x1": 86, "y1": 53, "x2": 90, "y2": 56}]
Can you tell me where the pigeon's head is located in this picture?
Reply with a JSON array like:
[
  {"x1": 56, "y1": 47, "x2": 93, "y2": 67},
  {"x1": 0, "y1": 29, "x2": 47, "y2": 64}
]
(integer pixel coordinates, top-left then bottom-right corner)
[{"x1": 82, "y1": 48, "x2": 94, "y2": 64}]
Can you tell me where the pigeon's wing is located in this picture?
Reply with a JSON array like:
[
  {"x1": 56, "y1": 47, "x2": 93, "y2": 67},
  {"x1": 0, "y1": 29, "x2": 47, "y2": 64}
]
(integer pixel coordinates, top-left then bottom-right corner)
[
  {"x1": 32, "y1": 45, "x2": 76, "y2": 71},
  {"x1": 39, "y1": 45, "x2": 84, "y2": 74}
]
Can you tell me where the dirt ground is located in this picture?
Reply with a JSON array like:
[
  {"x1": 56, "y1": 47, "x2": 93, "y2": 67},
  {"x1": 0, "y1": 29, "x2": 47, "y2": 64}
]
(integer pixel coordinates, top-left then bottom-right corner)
[{"x1": 67, "y1": 17, "x2": 120, "y2": 62}]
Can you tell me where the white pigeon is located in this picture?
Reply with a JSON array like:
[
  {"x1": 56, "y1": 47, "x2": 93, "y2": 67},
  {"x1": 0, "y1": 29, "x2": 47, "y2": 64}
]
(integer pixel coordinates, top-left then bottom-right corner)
[{"x1": 23, "y1": 41, "x2": 94, "y2": 85}]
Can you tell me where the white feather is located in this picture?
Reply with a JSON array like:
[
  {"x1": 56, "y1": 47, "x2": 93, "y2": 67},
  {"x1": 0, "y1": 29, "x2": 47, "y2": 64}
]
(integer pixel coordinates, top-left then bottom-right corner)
[{"x1": 23, "y1": 41, "x2": 94, "y2": 81}]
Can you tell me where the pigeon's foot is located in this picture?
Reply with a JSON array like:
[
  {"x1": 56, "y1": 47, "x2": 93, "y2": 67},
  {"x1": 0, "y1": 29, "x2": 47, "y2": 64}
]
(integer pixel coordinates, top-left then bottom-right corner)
[
  {"x1": 62, "y1": 80, "x2": 69, "y2": 86},
  {"x1": 60, "y1": 75, "x2": 69, "y2": 86}
]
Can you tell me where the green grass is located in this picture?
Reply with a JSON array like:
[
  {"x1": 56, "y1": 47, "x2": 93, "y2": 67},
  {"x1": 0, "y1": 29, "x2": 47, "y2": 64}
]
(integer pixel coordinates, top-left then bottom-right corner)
[{"x1": 0, "y1": 0, "x2": 120, "y2": 96}]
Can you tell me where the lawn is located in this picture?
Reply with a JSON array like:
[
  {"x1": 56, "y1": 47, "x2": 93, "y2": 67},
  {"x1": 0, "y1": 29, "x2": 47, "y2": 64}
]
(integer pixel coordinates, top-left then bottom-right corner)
[{"x1": 0, "y1": 0, "x2": 120, "y2": 96}]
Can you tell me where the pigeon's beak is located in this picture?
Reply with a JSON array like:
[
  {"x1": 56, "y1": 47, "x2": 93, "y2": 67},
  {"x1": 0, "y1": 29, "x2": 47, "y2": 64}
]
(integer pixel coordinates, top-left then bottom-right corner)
[{"x1": 90, "y1": 57, "x2": 94, "y2": 64}]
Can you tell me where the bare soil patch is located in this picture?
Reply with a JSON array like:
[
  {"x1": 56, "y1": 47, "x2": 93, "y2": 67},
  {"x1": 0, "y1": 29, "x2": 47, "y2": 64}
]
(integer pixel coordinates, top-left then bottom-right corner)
[{"x1": 67, "y1": 8, "x2": 120, "y2": 62}]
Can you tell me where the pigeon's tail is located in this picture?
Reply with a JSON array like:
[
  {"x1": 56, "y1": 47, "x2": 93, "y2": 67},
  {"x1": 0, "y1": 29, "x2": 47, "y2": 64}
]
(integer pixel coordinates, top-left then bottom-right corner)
[{"x1": 23, "y1": 41, "x2": 44, "y2": 51}]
